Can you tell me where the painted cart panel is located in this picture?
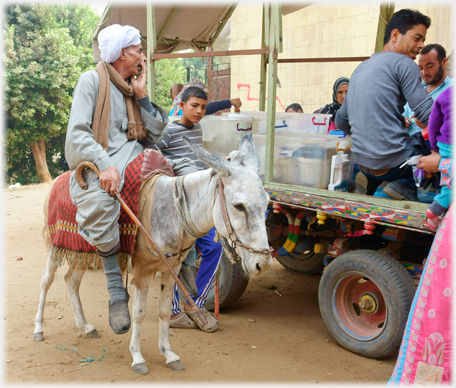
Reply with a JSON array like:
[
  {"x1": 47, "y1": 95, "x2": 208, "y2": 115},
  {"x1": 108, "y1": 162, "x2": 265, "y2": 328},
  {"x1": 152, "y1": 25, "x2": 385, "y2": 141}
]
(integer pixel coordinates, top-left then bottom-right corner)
[{"x1": 264, "y1": 183, "x2": 434, "y2": 234}]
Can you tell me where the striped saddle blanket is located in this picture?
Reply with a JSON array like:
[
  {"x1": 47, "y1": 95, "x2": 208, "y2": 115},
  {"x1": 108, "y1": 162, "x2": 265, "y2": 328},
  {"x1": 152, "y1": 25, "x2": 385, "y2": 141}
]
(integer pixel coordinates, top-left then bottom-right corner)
[{"x1": 47, "y1": 149, "x2": 173, "y2": 258}]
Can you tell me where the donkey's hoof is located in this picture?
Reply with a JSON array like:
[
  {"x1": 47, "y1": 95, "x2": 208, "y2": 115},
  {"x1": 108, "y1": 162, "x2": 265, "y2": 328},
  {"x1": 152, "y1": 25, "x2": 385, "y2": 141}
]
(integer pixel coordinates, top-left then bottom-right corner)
[
  {"x1": 167, "y1": 360, "x2": 184, "y2": 371},
  {"x1": 86, "y1": 329, "x2": 100, "y2": 338},
  {"x1": 34, "y1": 332, "x2": 44, "y2": 342},
  {"x1": 133, "y1": 363, "x2": 149, "y2": 374}
]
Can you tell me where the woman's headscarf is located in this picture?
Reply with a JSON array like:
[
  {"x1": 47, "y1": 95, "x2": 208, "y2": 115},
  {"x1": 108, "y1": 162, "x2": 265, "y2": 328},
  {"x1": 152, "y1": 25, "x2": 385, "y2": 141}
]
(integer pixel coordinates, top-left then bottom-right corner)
[
  {"x1": 314, "y1": 77, "x2": 350, "y2": 123},
  {"x1": 330, "y1": 77, "x2": 350, "y2": 111},
  {"x1": 171, "y1": 79, "x2": 208, "y2": 116}
]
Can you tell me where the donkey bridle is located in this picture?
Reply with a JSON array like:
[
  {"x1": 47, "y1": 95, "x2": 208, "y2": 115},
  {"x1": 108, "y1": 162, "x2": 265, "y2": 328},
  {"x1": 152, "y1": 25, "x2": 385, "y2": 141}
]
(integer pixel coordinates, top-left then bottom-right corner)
[
  {"x1": 216, "y1": 177, "x2": 273, "y2": 262},
  {"x1": 173, "y1": 174, "x2": 273, "y2": 263}
]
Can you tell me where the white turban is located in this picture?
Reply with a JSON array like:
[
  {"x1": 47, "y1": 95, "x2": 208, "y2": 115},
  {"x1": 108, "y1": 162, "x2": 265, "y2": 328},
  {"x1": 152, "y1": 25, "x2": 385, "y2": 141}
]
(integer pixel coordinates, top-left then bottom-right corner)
[{"x1": 98, "y1": 24, "x2": 141, "y2": 63}]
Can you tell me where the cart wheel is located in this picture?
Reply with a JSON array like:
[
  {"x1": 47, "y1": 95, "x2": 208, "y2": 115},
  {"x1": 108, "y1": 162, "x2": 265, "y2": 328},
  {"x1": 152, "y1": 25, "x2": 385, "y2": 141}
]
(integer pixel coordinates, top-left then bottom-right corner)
[
  {"x1": 276, "y1": 249, "x2": 325, "y2": 275},
  {"x1": 178, "y1": 250, "x2": 249, "y2": 311},
  {"x1": 318, "y1": 249, "x2": 416, "y2": 358}
]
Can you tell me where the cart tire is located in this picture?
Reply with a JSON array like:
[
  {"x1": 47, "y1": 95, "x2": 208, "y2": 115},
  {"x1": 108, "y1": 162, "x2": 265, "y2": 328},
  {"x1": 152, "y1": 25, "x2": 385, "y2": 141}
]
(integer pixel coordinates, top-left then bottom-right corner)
[
  {"x1": 178, "y1": 252, "x2": 249, "y2": 311},
  {"x1": 318, "y1": 249, "x2": 416, "y2": 358},
  {"x1": 276, "y1": 252, "x2": 325, "y2": 275}
]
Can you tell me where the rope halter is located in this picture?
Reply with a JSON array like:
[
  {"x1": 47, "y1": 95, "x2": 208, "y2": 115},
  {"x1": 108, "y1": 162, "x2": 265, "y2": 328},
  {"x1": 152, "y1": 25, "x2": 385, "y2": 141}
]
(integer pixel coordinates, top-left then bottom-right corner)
[
  {"x1": 216, "y1": 177, "x2": 273, "y2": 263},
  {"x1": 172, "y1": 174, "x2": 273, "y2": 264}
]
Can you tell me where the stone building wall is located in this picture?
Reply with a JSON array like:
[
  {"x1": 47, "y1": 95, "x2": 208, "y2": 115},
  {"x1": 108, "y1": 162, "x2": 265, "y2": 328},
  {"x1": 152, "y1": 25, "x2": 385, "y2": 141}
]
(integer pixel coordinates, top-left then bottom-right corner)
[{"x1": 229, "y1": 2, "x2": 454, "y2": 113}]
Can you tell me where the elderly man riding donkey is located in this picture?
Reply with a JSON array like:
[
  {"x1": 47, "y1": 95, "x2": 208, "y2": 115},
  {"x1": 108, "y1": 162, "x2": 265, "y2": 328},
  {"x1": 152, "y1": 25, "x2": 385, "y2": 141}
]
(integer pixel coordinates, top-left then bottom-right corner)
[{"x1": 34, "y1": 24, "x2": 272, "y2": 374}]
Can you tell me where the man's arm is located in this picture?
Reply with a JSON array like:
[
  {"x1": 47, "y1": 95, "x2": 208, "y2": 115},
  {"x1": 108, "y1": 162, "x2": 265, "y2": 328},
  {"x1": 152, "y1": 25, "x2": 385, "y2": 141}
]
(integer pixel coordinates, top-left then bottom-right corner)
[
  {"x1": 398, "y1": 58, "x2": 434, "y2": 126},
  {"x1": 65, "y1": 71, "x2": 121, "y2": 195},
  {"x1": 132, "y1": 58, "x2": 169, "y2": 147},
  {"x1": 334, "y1": 102, "x2": 351, "y2": 135},
  {"x1": 205, "y1": 98, "x2": 242, "y2": 115},
  {"x1": 65, "y1": 71, "x2": 114, "y2": 173},
  {"x1": 137, "y1": 97, "x2": 170, "y2": 148},
  {"x1": 205, "y1": 100, "x2": 231, "y2": 115}
]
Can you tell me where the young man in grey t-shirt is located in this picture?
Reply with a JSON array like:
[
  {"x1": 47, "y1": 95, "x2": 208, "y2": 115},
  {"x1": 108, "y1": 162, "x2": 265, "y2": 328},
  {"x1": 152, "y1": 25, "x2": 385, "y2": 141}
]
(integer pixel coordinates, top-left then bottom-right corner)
[{"x1": 335, "y1": 9, "x2": 434, "y2": 201}]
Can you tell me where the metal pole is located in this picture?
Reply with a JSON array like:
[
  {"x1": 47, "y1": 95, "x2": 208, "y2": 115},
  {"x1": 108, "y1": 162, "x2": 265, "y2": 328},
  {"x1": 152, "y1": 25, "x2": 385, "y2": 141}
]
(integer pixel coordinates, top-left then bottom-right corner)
[
  {"x1": 264, "y1": 3, "x2": 279, "y2": 184},
  {"x1": 375, "y1": 3, "x2": 395, "y2": 53},
  {"x1": 147, "y1": 3, "x2": 156, "y2": 102},
  {"x1": 259, "y1": 4, "x2": 269, "y2": 112}
]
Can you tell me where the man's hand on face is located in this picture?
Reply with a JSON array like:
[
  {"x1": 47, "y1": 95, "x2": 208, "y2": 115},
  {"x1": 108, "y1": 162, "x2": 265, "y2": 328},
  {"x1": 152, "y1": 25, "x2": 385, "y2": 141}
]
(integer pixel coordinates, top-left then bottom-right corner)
[
  {"x1": 131, "y1": 57, "x2": 147, "y2": 99},
  {"x1": 417, "y1": 149, "x2": 441, "y2": 174},
  {"x1": 99, "y1": 166, "x2": 122, "y2": 197}
]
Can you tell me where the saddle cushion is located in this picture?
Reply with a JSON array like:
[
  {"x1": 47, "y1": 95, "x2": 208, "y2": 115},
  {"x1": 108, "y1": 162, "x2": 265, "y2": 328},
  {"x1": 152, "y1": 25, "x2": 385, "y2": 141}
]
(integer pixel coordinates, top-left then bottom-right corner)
[{"x1": 47, "y1": 149, "x2": 173, "y2": 256}]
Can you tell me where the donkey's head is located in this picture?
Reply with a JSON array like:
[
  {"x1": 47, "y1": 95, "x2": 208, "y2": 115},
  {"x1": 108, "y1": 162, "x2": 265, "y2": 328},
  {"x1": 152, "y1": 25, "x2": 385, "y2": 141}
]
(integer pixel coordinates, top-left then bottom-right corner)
[{"x1": 183, "y1": 134, "x2": 272, "y2": 276}]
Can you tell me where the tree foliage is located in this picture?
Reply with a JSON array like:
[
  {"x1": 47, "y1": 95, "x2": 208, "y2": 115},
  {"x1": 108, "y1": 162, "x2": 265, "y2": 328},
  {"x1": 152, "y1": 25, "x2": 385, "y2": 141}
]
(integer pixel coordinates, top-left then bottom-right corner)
[
  {"x1": 4, "y1": 4, "x2": 100, "y2": 184},
  {"x1": 154, "y1": 58, "x2": 186, "y2": 114},
  {"x1": 3, "y1": 4, "x2": 220, "y2": 184}
]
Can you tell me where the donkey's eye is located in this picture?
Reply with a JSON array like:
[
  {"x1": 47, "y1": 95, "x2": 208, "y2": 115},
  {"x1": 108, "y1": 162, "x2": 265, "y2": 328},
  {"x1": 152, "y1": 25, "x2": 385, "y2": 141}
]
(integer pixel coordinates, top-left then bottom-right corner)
[{"x1": 234, "y1": 204, "x2": 245, "y2": 211}]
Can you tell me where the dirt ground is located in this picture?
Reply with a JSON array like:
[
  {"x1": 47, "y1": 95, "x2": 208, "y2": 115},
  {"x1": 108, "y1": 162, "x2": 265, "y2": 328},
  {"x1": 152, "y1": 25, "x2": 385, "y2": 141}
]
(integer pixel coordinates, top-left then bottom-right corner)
[{"x1": 3, "y1": 182, "x2": 398, "y2": 385}]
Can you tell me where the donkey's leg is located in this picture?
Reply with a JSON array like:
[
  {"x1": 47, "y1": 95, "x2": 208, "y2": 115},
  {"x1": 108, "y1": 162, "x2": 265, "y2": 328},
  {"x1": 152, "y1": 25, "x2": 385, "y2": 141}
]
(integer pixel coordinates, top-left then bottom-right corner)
[
  {"x1": 129, "y1": 284, "x2": 150, "y2": 374},
  {"x1": 64, "y1": 267, "x2": 100, "y2": 338},
  {"x1": 158, "y1": 269, "x2": 184, "y2": 371},
  {"x1": 33, "y1": 250, "x2": 59, "y2": 342}
]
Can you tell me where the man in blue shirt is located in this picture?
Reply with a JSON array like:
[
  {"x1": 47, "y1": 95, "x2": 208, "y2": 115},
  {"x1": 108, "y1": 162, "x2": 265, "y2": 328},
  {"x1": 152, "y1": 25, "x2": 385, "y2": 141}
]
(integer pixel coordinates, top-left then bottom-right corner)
[{"x1": 404, "y1": 44, "x2": 453, "y2": 136}]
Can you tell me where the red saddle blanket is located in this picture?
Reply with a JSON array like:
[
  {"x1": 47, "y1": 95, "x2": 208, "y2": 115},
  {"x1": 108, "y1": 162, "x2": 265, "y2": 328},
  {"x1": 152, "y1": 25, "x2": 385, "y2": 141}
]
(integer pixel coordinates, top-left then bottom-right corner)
[{"x1": 47, "y1": 150, "x2": 174, "y2": 256}]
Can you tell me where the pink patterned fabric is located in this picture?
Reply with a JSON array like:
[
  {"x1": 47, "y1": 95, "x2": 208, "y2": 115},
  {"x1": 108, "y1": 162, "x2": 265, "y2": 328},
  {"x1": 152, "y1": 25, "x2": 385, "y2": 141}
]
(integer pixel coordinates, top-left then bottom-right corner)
[
  {"x1": 389, "y1": 204, "x2": 453, "y2": 385},
  {"x1": 439, "y1": 157, "x2": 452, "y2": 189}
]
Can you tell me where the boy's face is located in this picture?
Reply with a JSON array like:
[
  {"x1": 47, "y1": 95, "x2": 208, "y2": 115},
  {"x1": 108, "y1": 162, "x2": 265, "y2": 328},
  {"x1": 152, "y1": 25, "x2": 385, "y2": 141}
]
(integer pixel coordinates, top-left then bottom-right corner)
[{"x1": 179, "y1": 97, "x2": 207, "y2": 126}]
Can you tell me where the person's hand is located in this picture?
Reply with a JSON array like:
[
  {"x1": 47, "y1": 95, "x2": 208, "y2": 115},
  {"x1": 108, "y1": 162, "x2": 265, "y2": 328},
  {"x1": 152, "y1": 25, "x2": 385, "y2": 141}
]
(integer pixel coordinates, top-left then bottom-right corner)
[
  {"x1": 99, "y1": 166, "x2": 121, "y2": 197},
  {"x1": 412, "y1": 116, "x2": 426, "y2": 129},
  {"x1": 417, "y1": 150, "x2": 441, "y2": 174},
  {"x1": 131, "y1": 57, "x2": 147, "y2": 99},
  {"x1": 230, "y1": 98, "x2": 242, "y2": 109},
  {"x1": 404, "y1": 117, "x2": 412, "y2": 127}
]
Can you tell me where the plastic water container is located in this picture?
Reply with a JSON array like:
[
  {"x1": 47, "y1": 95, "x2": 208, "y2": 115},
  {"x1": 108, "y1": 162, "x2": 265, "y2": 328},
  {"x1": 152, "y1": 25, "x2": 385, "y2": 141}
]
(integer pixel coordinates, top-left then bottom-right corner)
[
  {"x1": 200, "y1": 113, "x2": 259, "y2": 157},
  {"x1": 239, "y1": 111, "x2": 293, "y2": 134},
  {"x1": 288, "y1": 113, "x2": 332, "y2": 134},
  {"x1": 328, "y1": 154, "x2": 351, "y2": 191},
  {"x1": 328, "y1": 139, "x2": 351, "y2": 191},
  {"x1": 252, "y1": 133, "x2": 339, "y2": 187},
  {"x1": 297, "y1": 157, "x2": 332, "y2": 188},
  {"x1": 275, "y1": 159, "x2": 298, "y2": 184},
  {"x1": 251, "y1": 134, "x2": 295, "y2": 181}
]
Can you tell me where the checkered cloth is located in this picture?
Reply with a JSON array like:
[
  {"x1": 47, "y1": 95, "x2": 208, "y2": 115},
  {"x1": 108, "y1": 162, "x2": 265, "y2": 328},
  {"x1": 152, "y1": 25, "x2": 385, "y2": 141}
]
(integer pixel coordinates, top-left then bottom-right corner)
[{"x1": 48, "y1": 152, "x2": 146, "y2": 255}]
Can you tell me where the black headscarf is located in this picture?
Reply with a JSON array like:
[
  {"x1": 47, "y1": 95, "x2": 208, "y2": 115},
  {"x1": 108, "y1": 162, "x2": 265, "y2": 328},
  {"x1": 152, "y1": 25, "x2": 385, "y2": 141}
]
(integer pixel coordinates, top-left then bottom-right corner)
[
  {"x1": 331, "y1": 77, "x2": 350, "y2": 109},
  {"x1": 314, "y1": 77, "x2": 350, "y2": 122}
]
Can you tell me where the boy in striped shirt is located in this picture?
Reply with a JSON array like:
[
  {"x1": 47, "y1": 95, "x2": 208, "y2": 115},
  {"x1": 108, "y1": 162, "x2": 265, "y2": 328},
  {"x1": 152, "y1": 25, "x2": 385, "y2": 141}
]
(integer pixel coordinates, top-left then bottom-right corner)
[
  {"x1": 152, "y1": 86, "x2": 221, "y2": 332},
  {"x1": 152, "y1": 86, "x2": 208, "y2": 170}
]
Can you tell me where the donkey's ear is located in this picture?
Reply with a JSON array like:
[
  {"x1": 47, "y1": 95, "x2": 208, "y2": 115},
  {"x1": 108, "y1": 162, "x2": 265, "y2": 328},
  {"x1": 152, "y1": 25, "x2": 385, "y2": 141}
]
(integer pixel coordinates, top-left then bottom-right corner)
[
  {"x1": 182, "y1": 136, "x2": 231, "y2": 177},
  {"x1": 231, "y1": 133, "x2": 258, "y2": 170}
]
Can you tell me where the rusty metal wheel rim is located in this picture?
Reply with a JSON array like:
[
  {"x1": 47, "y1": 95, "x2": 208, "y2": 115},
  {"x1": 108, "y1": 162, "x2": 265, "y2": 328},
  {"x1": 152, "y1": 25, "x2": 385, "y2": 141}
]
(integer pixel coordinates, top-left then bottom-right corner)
[{"x1": 331, "y1": 271, "x2": 387, "y2": 341}]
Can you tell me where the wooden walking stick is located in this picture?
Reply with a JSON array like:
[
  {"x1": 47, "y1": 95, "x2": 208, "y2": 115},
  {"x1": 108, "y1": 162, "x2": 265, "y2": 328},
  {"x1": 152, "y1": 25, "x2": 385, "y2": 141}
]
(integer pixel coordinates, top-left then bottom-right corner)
[{"x1": 75, "y1": 161, "x2": 208, "y2": 328}]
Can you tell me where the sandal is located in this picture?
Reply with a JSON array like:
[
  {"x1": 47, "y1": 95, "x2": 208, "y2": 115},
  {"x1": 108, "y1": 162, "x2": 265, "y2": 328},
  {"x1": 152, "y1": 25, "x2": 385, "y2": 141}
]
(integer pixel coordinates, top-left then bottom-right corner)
[
  {"x1": 169, "y1": 312, "x2": 197, "y2": 329},
  {"x1": 186, "y1": 307, "x2": 219, "y2": 333}
]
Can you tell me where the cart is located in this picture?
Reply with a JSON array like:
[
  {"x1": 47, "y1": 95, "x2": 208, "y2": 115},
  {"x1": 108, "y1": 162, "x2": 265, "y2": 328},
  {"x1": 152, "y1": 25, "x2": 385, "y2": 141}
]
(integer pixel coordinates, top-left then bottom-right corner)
[{"x1": 94, "y1": 2, "x2": 440, "y2": 359}]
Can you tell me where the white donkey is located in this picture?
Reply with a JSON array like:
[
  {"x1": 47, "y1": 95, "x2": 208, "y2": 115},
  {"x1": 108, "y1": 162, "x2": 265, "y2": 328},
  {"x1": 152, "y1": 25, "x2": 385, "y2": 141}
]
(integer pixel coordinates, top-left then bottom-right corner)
[{"x1": 34, "y1": 133, "x2": 272, "y2": 374}]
